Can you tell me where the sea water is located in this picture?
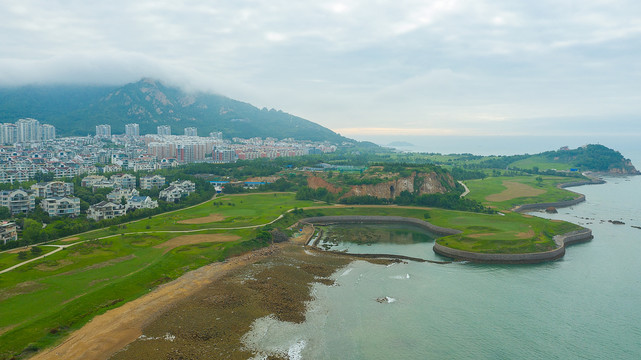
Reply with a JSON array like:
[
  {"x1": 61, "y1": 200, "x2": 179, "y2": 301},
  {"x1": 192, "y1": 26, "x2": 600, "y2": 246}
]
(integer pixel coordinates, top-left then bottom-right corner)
[{"x1": 243, "y1": 140, "x2": 641, "y2": 359}]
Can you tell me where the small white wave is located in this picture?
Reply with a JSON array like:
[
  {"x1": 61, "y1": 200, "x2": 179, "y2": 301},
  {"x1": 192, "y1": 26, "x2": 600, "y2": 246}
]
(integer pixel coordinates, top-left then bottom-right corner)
[
  {"x1": 389, "y1": 273, "x2": 410, "y2": 280},
  {"x1": 386, "y1": 296, "x2": 397, "y2": 303},
  {"x1": 304, "y1": 250, "x2": 316, "y2": 256},
  {"x1": 288, "y1": 339, "x2": 306, "y2": 360},
  {"x1": 341, "y1": 268, "x2": 353, "y2": 276}
]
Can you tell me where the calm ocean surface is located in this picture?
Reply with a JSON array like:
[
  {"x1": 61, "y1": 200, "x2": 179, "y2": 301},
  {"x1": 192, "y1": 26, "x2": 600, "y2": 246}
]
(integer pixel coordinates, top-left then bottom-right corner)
[{"x1": 243, "y1": 138, "x2": 641, "y2": 359}]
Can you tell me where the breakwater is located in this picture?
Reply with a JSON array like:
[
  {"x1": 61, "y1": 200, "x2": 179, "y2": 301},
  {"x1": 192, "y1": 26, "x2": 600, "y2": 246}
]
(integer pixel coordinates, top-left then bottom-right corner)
[
  {"x1": 300, "y1": 216, "x2": 462, "y2": 236},
  {"x1": 512, "y1": 179, "x2": 605, "y2": 212},
  {"x1": 433, "y1": 228, "x2": 593, "y2": 264},
  {"x1": 301, "y1": 215, "x2": 593, "y2": 264}
]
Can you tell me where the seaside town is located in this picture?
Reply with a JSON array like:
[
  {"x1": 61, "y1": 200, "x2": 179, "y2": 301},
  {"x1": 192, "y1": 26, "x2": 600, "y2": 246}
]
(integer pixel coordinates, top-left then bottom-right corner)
[{"x1": 0, "y1": 118, "x2": 336, "y2": 245}]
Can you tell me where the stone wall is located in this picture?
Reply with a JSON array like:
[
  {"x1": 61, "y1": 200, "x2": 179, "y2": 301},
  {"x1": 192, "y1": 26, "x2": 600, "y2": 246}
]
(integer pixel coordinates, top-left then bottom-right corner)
[
  {"x1": 512, "y1": 179, "x2": 605, "y2": 212},
  {"x1": 433, "y1": 228, "x2": 593, "y2": 264},
  {"x1": 300, "y1": 216, "x2": 462, "y2": 236}
]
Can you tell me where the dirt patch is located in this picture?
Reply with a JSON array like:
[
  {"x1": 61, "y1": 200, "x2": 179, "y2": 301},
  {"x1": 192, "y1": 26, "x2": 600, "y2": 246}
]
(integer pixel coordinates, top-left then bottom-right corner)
[
  {"x1": 307, "y1": 176, "x2": 342, "y2": 194},
  {"x1": 244, "y1": 176, "x2": 281, "y2": 183},
  {"x1": 467, "y1": 233, "x2": 498, "y2": 239},
  {"x1": 154, "y1": 234, "x2": 241, "y2": 253},
  {"x1": 6, "y1": 246, "x2": 32, "y2": 254},
  {"x1": 0, "y1": 281, "x2": 46, "y2": 301},
  {"x1": 61, "y1": 237, "x2": 80, "y2": 242},
  {"x1": 35, "y1": 259, "x2": 73, "y2": 272},
  {"x1": 178, "y1": 213, "x2": 226, "y2": 224},
  {"x1": 486, "y1": 181, "x2": 546, "y2": 202},
  {"x1": 515, "y1": 230, "x2": 536, "y2": 239},
  {"x1": 85, "y1": 255, "x2": 137, "y2": 271}
]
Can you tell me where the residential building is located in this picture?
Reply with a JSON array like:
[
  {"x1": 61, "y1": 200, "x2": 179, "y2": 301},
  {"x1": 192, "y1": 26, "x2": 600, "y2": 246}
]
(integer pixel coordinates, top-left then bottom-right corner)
[
  {"x1": 157, "y1": 125, "x2": 171, "y2": 136},
  {"x1": 16, "y1": 118, "x2": 40, "y2": 143},
  {"x1": 140, "y1": 175, "x2": 166, "y2": 190},
  {"x1": 213, "y1": 148, "x2": 237, "y2": 163},
  {"x1": 0, "y1": 123, "x2": 17, "y2": 145},
  {"x1": 111, "y1": 174, "x2": 136, "y2": 189},
  {"x1": 81, "y1": 175, "x2": 107, "y2": 187},
  {"x1": 160, "y1": 180, "x2": 195, "y2": 202},
  {"x1": 0, "y1": 221, "x2": 18, "y2": 244},
  {"x1": 126, "y1": 196, "x2": 158, "y2": 210},
  {"x1": 158, "y1": 185, "x2": 186, "y2": 203},
  {"x1": 125, "y1": 123, "x2": 140, "y2": 137},
  {"x1": 87, "y1": 201, "x2": 126, "y2": 221},
  {"x1": 41, "y1": 196, "x2": 80, "y2": 217},
  {"x1": 170, "y1": 180, "x2": 195, "y2": 193},
  {"x1": 30, "y1": 181, "x2": 74, "y2": 198},
  {"x1": 0, "y1": 189, "x2": 35, "y2": 214},
  {"x1": 184, "y1": 127, "x2": 198, "y2": 136},
  {"x1": 106, "y1": 188, "x2": 139, "y2": 203},
  {"x1": 95, "y1": 124, "x2": 111, "y2": 137}
]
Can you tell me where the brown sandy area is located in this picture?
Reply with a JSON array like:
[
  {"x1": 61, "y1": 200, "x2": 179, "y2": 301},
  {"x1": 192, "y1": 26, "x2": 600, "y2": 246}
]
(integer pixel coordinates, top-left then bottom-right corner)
[
  {"x1": 35, "y1": 259, "x2": 73, "y2": 272},
  {"x1": 30, "y1": 245, "x2": 285, "y2": 360},
  {"x1": 486, "y1": 181, "x2": 546, "y2": 202},
  {"x1": 177, "y1": 213, "x2": 226, "y2": 224},
  {"x1": 154, "y1": 234, "x2": 240, "y2": 252},
  {"x1": 61, "y1": 237, "x2": 80, "y2": 242}
]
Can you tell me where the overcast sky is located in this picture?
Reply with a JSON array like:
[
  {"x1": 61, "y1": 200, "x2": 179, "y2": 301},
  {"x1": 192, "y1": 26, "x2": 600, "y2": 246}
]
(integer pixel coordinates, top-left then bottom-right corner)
[{"x1": 1, "y1": 0, "x2": 640, "y2": 139}]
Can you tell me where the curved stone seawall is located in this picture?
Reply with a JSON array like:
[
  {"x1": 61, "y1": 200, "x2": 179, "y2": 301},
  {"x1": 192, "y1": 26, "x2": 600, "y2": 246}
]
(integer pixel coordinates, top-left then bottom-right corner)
[
  {"x1": 512, "y1": 179, "x2": 605, "y2": 213},
  {"x1": 300, "y1": 216, "x2": 462, "y2": 236},
  {"x1": 433, "y1": 228, "x2": 593, "y2": 264}
]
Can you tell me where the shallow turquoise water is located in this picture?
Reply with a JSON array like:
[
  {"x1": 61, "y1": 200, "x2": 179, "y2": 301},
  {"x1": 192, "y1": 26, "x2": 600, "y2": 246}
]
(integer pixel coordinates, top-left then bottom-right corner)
[{"x1": 244, "y1": 175, "x2": 641, "y2": 359}]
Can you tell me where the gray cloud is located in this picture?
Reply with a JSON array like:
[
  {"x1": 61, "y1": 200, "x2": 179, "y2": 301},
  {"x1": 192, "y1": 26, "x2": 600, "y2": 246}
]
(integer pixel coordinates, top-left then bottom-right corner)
[{"x1": 0, "y1": 0, "x2": 639, "y2": 136}]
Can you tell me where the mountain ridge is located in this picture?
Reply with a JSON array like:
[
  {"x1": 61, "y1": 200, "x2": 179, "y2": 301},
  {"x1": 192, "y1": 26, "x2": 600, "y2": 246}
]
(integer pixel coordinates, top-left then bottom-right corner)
[{"x1": 0, "y1": 78, "x2": 349, "y2": 143}]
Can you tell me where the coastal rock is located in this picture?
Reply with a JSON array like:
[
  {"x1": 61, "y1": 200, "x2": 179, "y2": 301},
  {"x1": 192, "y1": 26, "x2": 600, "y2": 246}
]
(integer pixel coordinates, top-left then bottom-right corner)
[
  {"x1": 341, "y1": 172, "x2": 454, "y2": 199},
  {"x1": 608, "y1": 220, "x2": 625, "y2": 225},
  {"x1": 545, "y1": 207, "x2": 558, "y2": 214}
]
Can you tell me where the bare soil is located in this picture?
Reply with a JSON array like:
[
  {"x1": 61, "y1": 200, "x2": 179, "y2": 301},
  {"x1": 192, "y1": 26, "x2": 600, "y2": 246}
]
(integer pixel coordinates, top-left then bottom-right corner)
[
  {"x1": 486, "y1": 181, "x2": 546, "y2": 202},
  {"x1": 154, "y1": 234, "x2": 240, "y2": 252},
  {"x1": 177, "y1": 213, "x2": 226, "y2": 224},
  {"x1": 61, "y1": 237, "x2": 80, "y2": 242}
]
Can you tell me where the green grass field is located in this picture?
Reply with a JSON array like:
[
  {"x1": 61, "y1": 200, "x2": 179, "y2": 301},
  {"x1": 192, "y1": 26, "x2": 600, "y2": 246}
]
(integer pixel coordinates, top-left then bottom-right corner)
[
  {"x1": 508, "y1": 155, "x2": 574, "y2": 171},
  {"x1": 464, "y1": 175, "x2": 579, "y2": 210}
]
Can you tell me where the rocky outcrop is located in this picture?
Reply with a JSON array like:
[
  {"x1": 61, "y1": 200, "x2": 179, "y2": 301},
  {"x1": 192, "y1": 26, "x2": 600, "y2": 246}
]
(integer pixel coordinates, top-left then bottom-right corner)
[
  {"x1": 307, "y1": 176, "x2": 342, "y2": 194},
  {"x1": 341, "y1": 172, "x2": 455, "y2": 199}
]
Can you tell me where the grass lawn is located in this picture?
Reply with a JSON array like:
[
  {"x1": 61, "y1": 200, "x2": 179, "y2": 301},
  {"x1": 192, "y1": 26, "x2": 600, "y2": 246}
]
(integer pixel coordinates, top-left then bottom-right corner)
[
  {"x1": 464, "y1": 175, "x2": 579, "y2": 210},
  {"x1": 508, "y1": 155, "x2": 574, "y2": 171},
  {"x1": 0, "y1": 247, "x2": 58, "y2": 271}
]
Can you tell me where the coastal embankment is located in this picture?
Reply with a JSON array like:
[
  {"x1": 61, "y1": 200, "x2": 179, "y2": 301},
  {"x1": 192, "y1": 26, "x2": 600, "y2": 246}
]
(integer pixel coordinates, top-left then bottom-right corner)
[
  {"x1": 302, "y1": 215, "x2": 593, "y2": 264},
  {"x1": 433, "y1": 228, "x2": 593, "y2": 263},
  {"x1": 512, "y1": 179, "x2": 605, "y2": 212}
]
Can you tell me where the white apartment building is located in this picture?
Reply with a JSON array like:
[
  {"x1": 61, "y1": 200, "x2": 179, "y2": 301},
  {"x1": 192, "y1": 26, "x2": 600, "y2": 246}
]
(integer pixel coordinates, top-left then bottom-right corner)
[{"x1": 41, "y1": 196, "x2": 80, "y2": 217}]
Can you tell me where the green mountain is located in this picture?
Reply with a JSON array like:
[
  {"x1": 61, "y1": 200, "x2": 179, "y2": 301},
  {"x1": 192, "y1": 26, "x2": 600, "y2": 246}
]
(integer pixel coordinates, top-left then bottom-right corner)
[{"x1": 0, "y1": 78, "x2": 349, "y2": 143}]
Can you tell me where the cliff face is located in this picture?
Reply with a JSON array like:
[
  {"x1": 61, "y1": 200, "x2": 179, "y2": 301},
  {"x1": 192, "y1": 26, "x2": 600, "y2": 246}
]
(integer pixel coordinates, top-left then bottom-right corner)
[
  {"x1": 341, "y1": 172, "x2": 455, "y2": 199},
  {"x1": 608, "y1": 160, "x2": 640, "y2": 175},
  {"x1": 307, "y1": 176, "x2": 342, "y2": 194}
]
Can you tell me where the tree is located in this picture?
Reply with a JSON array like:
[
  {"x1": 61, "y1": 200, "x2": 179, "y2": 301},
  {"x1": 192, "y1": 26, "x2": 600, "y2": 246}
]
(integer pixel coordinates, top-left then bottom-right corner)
[
  {"x1": 0, "y1": 206, "x2": 11, "y2": 220},
  {"x1": 17, "y1": 251, "x2": 28, "y2": 260},
  {"x1": 30, "y1": 246, "x2": 43, "y2": 256}
]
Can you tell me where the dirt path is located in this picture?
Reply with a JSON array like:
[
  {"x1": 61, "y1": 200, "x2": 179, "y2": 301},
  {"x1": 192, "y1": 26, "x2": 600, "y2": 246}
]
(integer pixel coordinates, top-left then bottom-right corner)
[{"x1": 30, "y1": 245, "x2": 283, "y2": 360}]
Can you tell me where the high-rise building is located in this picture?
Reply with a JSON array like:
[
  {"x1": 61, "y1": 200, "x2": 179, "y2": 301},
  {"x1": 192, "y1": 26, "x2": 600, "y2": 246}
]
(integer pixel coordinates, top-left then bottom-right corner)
[
  {"x1": 157, "y1": 125, "x2": 171, "y2": 136},
  {"x1": 96, "y1": 124, "x2": 111, "y2": 137},
  {"x1": 41, "y1": 124, "x2": 56, "y2": 141},
  {"x1": 212, "y1": 147, "x2": 237, "y2": 163},
  {"x1": 0, "y1": 123, "x2": 17, "y2": 145},
  {"x1": 125, "y1": 123, "x2": 140, "y2": 137},
  {"x1": 16, "y1": 118, "x2": 40, "y2": 143},
  {"x1": 184, "y1": 127, "x2": 198, "y2": 137},
  {"x1": 209, "y1": 131, "x2": 223, "y2": 140}
]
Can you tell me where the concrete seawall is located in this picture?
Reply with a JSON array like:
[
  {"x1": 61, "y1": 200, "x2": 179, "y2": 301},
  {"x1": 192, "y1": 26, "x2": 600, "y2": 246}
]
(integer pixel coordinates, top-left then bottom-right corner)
[
  {"x1": 300, "y1": 216, "x2": 462, "y2": 236},
  {"x1": 433, "y1": 228, "x2": 593, "y2": 264},
  {"x1": 512, "y1": 179, "x2": 605, "y2": 213},
  {"x1": 302, "y1": 216, "x2": 593, "y2": 264}
]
